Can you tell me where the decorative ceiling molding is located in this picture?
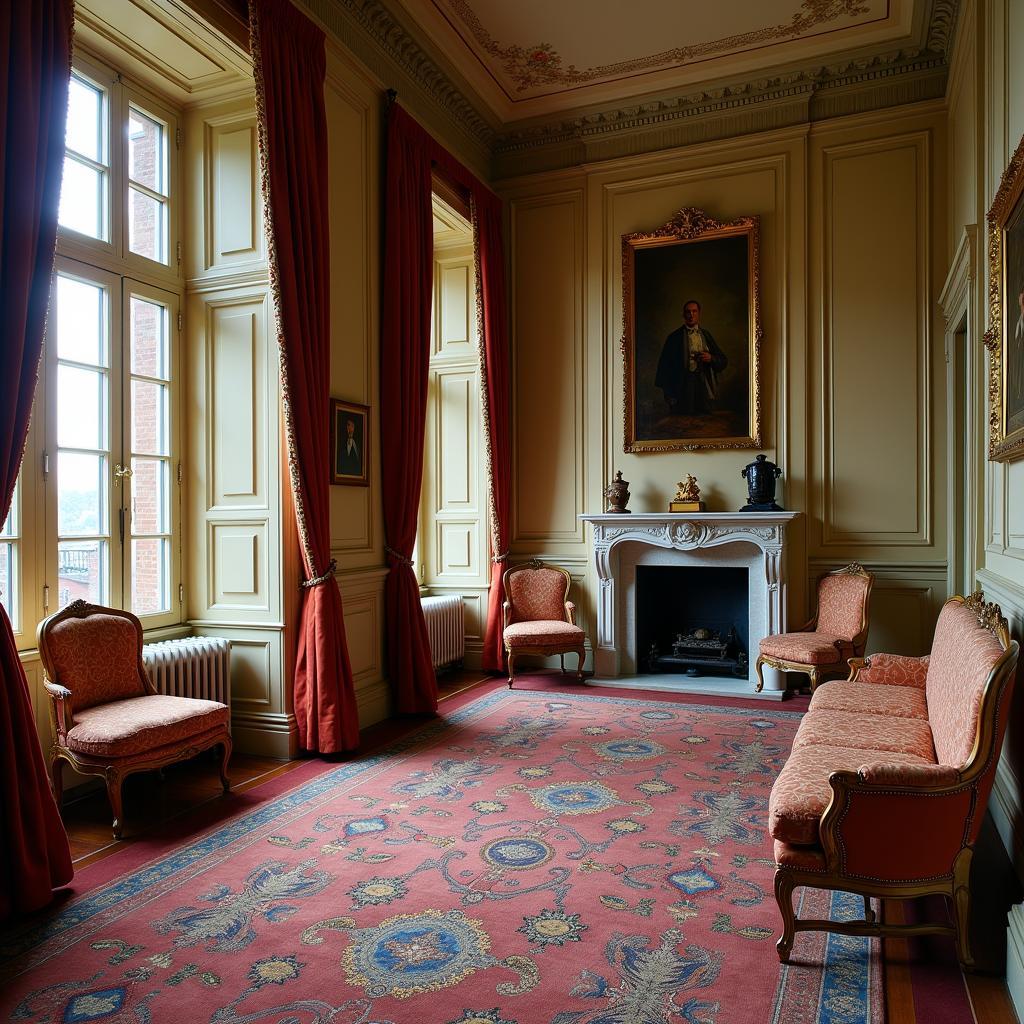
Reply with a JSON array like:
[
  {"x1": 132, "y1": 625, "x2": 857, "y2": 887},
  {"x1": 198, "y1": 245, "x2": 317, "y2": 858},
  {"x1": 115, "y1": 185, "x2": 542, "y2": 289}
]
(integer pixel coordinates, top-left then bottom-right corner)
[
  {"x1": 442, "y1": 0, "x2": 884, "y2": 98},
  {"x1": 306, "y1": 0, "x2": 958, "y2": 179},
  {"x1": 302, "y1": 0, "x2": 497, "y2": 154}
]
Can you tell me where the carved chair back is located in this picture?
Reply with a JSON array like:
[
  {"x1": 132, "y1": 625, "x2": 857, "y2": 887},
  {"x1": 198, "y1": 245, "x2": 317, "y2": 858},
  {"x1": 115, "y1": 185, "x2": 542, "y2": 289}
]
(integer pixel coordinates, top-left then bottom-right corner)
[
  {"x1": 503, "y1": 561, "x2": 571, "y2": 624},
  {"x1": 37, "y1": 600, "x2": 155, "y2": 713},
  {"x1": 814, "y1": 564, "x2": 873, "y2": 645}
]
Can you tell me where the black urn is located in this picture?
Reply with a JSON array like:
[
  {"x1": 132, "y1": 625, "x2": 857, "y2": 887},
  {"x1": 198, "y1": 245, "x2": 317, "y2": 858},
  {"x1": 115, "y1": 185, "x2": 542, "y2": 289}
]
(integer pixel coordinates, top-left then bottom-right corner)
[{"x1": 741, "y1": 454, "x2": 783, "y2": 512}]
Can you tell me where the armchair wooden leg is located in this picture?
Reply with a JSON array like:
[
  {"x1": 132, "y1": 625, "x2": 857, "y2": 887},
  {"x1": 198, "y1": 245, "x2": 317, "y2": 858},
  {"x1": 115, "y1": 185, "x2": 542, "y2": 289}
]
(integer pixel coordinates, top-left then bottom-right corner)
[
  {"x1": 953, "y1": 849, "x2": 974, "y2": 969},
  {"x1": 808, "y1": 668, "x2": 820, "y2": 692},
  {"x1": 755, "y1": 656, "x2": 766, "y2": 693},
  {"x1": 863, "y1": 895, "x2": 875, "y2": 924},
  {"x1": 774, "y1": 869, "x2": 797, "y2": 964},
  {"x1": 559, "y1": 653, "x2": 565, "y2": 674},
  {"x1": 576, "y1": 647, "x2": 585, "y2": 684},
  {"x1": 219, "y1": 737, "x2": 233, "y2": 794},
  {"x1": 507, "y1": 652, "x2": 517, "y2": 689},
  {"x1": 106, "y1": 770, "x2": 125, "y2": 840},
  {"x1": 49, "y1": 756, "x2": 64, "y2": 809}
]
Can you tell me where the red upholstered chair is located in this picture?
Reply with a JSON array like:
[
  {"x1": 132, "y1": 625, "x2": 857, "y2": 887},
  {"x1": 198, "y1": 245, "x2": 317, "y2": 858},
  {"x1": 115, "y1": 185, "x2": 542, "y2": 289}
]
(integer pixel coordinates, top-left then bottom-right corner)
[
  {"x1": 502, "y1": 560, "x2": 586, "y2": 689},
  {"x1": 37, "y1": 600, "x2": 232, "y2": 838},
  {"x1": 755, "y1": 563, "x2": 873, "y2": 692}
]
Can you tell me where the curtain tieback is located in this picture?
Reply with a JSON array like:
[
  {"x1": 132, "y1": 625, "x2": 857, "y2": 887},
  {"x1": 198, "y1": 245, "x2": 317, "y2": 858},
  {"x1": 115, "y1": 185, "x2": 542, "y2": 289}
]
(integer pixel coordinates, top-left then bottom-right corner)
[
  {"x1": 385, "y1": 545, "x2": 415, "y2": 569},
  {"x1": 492, "y1": 551, "x2": 510, "y2": 564},
  {"x1": 302, "y1": 559, "x2": 337, "y2": 588}
]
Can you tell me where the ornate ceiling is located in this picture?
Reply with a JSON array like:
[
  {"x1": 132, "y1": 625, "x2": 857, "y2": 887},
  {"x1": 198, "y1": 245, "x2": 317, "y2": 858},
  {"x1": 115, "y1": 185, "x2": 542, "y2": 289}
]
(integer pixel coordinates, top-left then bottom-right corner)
[{"x1": 392, "y1": 0, "x2": 916, "y2": 121}]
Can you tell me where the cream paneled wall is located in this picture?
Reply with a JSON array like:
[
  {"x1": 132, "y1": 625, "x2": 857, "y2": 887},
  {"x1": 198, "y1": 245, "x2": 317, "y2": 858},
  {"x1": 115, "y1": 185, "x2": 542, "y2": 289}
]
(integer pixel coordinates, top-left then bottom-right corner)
[
  {"x1": 947, "y1": 0, "x2": 1024, "y2": 998},
  {"x1": 502, "y1": 103, "x2": 949, "y2": 663},
  {"x1": 184, "y1": 96, "x2": 298, "y2": 757},
  {"x1": 324, "y1": 46, "x2": 389, "y2": 728}
]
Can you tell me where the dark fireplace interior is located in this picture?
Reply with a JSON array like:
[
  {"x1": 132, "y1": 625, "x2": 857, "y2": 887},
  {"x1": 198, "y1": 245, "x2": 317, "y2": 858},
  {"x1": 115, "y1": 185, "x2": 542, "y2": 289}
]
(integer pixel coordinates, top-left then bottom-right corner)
[{"x1": 635, "y1": 565, "x2": 749, "y2": 676}]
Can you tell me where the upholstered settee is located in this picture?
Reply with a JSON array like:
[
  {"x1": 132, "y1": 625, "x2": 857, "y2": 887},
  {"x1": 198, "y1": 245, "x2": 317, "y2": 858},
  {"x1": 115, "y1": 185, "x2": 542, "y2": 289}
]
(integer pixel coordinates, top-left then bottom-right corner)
[{"x1": 767, "y1": 592, "x2": 1018, "y2": 968}]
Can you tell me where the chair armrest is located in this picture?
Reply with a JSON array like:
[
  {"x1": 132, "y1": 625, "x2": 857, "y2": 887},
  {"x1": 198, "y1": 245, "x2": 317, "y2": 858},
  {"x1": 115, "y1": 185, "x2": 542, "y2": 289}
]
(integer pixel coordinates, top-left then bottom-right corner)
[
  {"x1": 565, "y1": 600, "x2": 576, "y2": 625},
  {"x1": 819, "y1": 767, "x2": 972, "y2": 881},
  {"x1": 43, "y1": 681, "x2": 75, "y2": 739},
  {"x1": 503, "y1": 601, "x2": 512, "y2": 629},
  {"x1": 847, "y1": 653, "x2": 929, "y2": 687}
]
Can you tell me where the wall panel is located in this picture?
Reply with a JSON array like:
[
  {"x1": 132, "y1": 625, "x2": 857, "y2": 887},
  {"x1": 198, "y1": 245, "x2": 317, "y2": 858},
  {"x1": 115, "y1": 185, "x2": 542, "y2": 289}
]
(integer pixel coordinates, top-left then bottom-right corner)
[
  {"x1": 511, "y1": 190, "x2": 585, "y2": 547},
  {"x1": 817, "y1": 136, "x2": 931, "y2": 548}
]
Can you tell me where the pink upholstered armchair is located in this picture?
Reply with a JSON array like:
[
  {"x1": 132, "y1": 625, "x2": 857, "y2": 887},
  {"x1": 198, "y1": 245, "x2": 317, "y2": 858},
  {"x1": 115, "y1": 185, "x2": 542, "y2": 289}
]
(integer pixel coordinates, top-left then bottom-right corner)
[
  {"x1": 502, "y1": 560, "x2": 586, "y2": 689},
  {"x1": 37, "y1": 600, "x2": 232, "y2": 838},
  {"x1": 756, "y1": 563, "x2": 873, "y2": 692}
]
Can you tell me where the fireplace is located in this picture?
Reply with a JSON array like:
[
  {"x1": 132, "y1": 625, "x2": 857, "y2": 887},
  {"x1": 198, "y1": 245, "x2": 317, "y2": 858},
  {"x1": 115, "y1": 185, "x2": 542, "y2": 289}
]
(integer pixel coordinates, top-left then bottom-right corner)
[
  {"x1": 636, "y1": 565, "x2": 749, "y2": 677},
  {"x1": 580, "y1": 511, "x2": 800, "y2": 695}
]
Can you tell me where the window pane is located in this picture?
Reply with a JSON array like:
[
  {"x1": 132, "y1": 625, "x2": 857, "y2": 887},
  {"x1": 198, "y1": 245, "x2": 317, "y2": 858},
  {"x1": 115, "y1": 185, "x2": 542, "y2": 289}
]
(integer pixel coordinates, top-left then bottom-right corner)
[
  {"x1": 130, "y1": 457, "x2": 167, "y2": 534},
  {"x1": 128, "y1": 109, "x2": 164, "y2": 194},
  {"x1": 58, "y1": 452, "x2": 105, "y2": 536},
  {"x1": 128, "y1": 187, "x2": 166, "y2": 263},
  {"x1": 57, "y1": 276, "x2": 105, "y2": 365},
  {"x1": 0, "y1": 543, "x2": 13, "y2": 622},
  {"x1": 131, "y1": 537, "x2": 168, "y2": 615},
  {"x1": 57, "y1": 364, "x2": 105, "y2": 449},
  {"x1": 66, "y1": 76, "x2": 102, "y2": 162},
  {"x1": 130, "y1": 297, "x2": 168, "y2": 378},
  {"x1": 58, "y1": 541, "x2": 105, "y2": 608},
  {"x1": 59, "y1": 157, "x2": 104, "y2": 239},
  {"x1": 131, "y1": 380, "x2": 169, "y2": 456}
]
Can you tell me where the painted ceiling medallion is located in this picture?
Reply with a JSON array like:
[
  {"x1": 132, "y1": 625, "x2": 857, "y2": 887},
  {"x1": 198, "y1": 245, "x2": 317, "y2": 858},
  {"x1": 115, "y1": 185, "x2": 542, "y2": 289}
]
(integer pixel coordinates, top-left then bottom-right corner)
[{"x1": 442, "y1": 0, "x2": 873, "y2": 94}]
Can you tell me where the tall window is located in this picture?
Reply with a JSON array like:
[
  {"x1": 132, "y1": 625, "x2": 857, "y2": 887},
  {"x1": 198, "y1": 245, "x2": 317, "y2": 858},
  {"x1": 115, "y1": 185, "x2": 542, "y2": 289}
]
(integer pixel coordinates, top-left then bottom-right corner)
[{"x1": 5, "y1": 53, "x2": 184, "y2": 646}]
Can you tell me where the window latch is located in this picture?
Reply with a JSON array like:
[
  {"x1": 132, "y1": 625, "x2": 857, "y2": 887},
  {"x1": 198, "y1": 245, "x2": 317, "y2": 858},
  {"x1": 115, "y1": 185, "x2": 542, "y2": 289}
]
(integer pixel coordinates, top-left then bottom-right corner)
[{"x1": 114, "y1": 464, "x2": 134, "y2": 482}]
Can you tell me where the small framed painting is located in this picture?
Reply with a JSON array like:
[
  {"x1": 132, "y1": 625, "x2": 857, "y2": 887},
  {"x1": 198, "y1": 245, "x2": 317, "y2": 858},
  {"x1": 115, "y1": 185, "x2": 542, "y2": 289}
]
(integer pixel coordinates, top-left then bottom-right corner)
[
  {"x1": 986, "y1": 132, "x2": 1024, "y2": 461},
  {"x1": 331, "y1": 399, "x2": 369, "y2": 486}
]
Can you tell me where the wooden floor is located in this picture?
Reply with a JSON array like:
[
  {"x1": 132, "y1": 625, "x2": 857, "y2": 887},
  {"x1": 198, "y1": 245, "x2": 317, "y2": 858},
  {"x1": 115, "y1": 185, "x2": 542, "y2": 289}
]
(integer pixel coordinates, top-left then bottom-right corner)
[{"x1": 55, "y1": 671, "x2": 1020, "y2": 1023}]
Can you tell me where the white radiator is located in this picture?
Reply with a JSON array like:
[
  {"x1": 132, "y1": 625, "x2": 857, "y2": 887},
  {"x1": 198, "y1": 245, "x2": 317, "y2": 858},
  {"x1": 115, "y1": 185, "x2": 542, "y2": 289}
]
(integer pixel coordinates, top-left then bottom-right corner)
[
  {"x1": 143, "y1": 637, "x2": 232, "y2": 715},
  {"x1": 421, "y1": 594, "x2": 465, "y2": 670}
]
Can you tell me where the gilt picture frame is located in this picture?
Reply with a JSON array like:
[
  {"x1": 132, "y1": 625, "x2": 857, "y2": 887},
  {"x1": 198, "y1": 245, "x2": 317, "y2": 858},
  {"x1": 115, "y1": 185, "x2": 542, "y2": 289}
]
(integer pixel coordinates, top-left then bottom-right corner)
[
  {"x1": 986, "y1": 133, "x2": 1024, "y2": 462},
  {"x1": 331, "y1": 399, "x2": 369, "y2": 486},
  {"x1": 622, "y1": 207, "x2": 762, "y2": 453}
]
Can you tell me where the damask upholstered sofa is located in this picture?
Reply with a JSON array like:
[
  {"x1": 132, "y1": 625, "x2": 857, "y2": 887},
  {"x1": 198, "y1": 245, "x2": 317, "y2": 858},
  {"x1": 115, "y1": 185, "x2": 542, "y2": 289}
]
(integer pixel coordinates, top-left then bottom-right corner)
[
  {"x1": 38, "y1": 600, "x2": 232, "y2": 838},
  {"x1": 767, "y1": 592, "x2": 1019, "y2": 968}
]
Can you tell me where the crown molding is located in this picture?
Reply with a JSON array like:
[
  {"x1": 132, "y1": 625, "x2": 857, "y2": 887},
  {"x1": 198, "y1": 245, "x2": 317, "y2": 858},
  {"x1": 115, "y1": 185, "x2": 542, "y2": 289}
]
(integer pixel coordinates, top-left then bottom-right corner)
[{"x1": 304, "y1": 0, "x2": 957, "y2": 180}]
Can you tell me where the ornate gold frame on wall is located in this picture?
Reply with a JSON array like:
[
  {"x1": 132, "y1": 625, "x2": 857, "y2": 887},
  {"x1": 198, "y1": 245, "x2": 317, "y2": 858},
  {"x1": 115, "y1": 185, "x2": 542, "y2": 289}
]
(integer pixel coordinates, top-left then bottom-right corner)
[
  {"x1": 985, "y1": 132, "x2": 1024, "y2": 461},
  {"x1": 621, "y1": 207, "x2": 762, "y2": 453}
]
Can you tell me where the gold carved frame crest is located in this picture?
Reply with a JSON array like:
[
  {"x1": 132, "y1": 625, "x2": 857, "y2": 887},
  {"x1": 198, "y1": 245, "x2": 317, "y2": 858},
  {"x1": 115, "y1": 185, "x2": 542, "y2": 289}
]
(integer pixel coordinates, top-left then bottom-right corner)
[
  {"x1": 621, "y1": 207, "x2": 762, "y2": 453},
  {"x1": 985, "y1": 132, "x2": 1024, "y2": 461}
]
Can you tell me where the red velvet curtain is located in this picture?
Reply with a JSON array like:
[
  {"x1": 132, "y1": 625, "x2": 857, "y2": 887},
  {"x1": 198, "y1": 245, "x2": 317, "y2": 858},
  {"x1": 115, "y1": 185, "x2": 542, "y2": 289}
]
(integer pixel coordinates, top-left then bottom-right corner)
[
  {"x1": 474, "y1": 191, "x2": 512, "y2": 672},
  {"x1": 250, "y1": 0, "x2": 359, "y2": 752},
  {"x1": 381, "y1": 105, "x2": 437, "y2": 714},
  {"x1": 0, "y1": 0, "x2": 75, "y2": 920},
  {"x1": 381, "y1": 105, "x2": 512, "y2": 698}
]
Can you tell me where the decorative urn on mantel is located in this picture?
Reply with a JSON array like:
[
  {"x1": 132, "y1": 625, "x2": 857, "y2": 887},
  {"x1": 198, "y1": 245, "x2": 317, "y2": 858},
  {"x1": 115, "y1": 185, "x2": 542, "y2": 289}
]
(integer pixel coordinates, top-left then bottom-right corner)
[
  {"x1": 603, "y1": 470, "x2": 631, "y2": 514},
  {"x1": 741, "y1": 454, "x2": 783, "y2": 512}
]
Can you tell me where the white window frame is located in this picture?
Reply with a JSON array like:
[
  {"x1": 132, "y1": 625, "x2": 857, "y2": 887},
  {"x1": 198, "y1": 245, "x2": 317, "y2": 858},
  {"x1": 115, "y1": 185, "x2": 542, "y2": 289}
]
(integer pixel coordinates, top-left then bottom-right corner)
[{"x1": 8, "y1": 50, "x2": 184, "y2": 652}]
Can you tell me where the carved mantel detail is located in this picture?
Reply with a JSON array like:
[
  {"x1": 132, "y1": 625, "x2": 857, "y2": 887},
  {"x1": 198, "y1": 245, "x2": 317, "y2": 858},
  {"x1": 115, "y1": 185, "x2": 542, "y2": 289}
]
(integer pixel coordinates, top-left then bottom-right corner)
[{"x1": 581, "y1": 512, "x2": 800, "y2": 685}]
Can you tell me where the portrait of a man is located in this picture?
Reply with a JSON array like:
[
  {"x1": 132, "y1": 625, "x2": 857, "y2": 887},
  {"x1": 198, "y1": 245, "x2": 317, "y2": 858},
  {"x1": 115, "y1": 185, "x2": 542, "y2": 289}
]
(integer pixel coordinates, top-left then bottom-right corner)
[
  {"x1": 622, "y1": 208, "x2": 761, "y2": 452},
  {"x1": 655, "y1": 299, "x2": 728, "y2": 416},
  {"x1": 331, "y1": 399, "x2": 369, "y2": 485}
]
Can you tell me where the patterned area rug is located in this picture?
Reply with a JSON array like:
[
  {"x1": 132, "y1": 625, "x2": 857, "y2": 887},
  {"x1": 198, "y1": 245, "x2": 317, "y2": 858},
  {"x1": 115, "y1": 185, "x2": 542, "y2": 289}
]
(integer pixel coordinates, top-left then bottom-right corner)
[{"x1": 0, "y1": 690, "x2": 883, "y2": 1023}]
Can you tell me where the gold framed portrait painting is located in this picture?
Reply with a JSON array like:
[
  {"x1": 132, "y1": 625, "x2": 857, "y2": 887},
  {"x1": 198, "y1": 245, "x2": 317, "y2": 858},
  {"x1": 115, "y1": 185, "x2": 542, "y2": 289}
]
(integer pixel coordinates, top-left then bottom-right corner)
[
  {"x1": 331, "y1": 399, "x2": 369, "y2": 486},
  {"x1": 622, "y1": 207, "x2": 762, "y2": 453},
  {"x1": 986, "y1": 133, "x2": 1024, "y2": 462}
]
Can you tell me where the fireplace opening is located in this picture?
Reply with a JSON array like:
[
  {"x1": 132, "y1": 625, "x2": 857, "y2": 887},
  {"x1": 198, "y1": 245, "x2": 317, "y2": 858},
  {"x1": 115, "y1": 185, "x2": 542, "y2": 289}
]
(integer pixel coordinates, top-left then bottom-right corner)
[{"x1": 635, "y1": 565, "x2": 749, "y2": 677}]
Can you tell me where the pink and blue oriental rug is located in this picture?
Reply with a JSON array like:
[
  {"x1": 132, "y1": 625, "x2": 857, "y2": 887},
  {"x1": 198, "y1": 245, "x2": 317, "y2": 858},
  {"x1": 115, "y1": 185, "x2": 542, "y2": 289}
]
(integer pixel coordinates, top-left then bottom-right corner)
[{"x1": 0, "y1": 689, "x2": 885, "y2": 1023}]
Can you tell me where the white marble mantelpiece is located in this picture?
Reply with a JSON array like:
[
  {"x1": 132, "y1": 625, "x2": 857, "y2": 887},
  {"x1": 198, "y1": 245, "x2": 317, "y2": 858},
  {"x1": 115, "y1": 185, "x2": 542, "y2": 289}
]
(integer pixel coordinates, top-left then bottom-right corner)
[{"x1": 580, "y1": 512, "x2": 801, "y2": 698}]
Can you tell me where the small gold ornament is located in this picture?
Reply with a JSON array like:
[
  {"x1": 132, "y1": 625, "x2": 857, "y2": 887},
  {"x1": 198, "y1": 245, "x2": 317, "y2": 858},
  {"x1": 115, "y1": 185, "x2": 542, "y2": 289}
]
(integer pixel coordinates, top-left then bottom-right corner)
[{"x1": 669, "y1": 474, "x2": 705, "y2": 512}]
